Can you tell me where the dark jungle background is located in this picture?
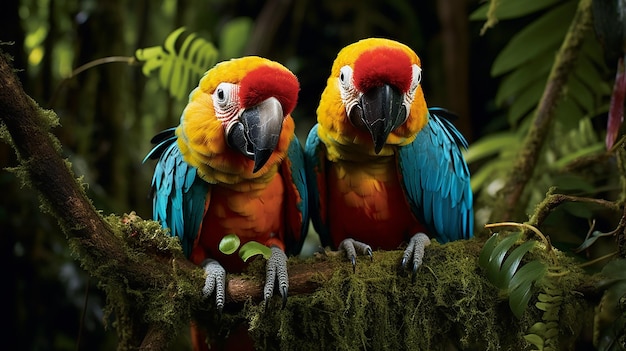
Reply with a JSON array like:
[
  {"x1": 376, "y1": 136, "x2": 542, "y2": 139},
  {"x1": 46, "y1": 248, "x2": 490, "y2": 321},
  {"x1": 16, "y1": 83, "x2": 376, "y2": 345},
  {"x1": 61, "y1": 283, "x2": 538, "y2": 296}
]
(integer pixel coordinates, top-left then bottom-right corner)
[{"x1": 1, "y1": 0, "x2": 619, "y2": 349}]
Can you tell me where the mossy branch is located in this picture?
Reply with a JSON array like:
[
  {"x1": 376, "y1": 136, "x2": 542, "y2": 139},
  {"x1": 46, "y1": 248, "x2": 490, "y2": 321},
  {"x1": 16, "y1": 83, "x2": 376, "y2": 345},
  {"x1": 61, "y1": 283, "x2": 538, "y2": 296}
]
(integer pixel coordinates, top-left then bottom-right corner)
[
  {"x1": 490, "y1": 0, "x2": 593, "y2": 223},
  {"x1": 0, "y1": 50, "x2": 200, "y2": 350}
]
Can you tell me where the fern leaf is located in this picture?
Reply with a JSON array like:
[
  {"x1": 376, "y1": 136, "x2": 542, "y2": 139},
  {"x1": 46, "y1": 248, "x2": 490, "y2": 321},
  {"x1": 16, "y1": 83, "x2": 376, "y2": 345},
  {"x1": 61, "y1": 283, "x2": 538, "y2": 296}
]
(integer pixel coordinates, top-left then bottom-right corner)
[
  {"x1": 135, "y1": 27, "x2": 218, "y2": 100},
  {"x1": 479, "y1": 232, "x2": 547, "y2": 318}
]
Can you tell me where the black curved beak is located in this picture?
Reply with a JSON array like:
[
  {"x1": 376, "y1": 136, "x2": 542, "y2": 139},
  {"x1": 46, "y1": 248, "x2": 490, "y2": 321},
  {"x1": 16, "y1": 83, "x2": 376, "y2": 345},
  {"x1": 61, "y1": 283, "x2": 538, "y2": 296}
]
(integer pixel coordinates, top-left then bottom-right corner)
[
  {"x1": 226, "y1": 97, "x2": 284, "y2": 173},
  {"x1": 350, "y1": 84, "x2": 407, "y2": 154}
]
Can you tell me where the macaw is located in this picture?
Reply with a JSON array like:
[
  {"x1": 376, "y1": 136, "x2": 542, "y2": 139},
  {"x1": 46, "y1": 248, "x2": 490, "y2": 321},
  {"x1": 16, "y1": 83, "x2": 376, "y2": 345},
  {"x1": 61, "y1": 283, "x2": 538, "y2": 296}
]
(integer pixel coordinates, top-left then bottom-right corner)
[
  {"x1": 305, "y1": 38, "x2": 473, "y2": 278},
  {"x1": 145, "y1": 56, "x2": 308, "y2": 350}
]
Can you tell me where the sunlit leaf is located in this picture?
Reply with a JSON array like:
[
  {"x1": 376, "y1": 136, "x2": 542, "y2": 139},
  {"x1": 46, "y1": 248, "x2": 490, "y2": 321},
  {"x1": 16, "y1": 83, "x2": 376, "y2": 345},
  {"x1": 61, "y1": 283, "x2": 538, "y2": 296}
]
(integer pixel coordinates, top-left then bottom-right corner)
[
  {"x1": 219, "y1": 234, "x2": 240, "y2": 255},
  {"x1": 464, "y1": 131, "x2": 518, "y2": 163},
  {"x1": 469, "y1": 159, "x2": 511, "y2": 192},
  {"x1": 135, "y1": 27, "x2": 218, "y2": 100},
  {"x1": 239, "y1": 241, "x2": 272, "y2": 262},
  {"x1": 523, "y1": 333, "x2": 545, "y2": 349}
]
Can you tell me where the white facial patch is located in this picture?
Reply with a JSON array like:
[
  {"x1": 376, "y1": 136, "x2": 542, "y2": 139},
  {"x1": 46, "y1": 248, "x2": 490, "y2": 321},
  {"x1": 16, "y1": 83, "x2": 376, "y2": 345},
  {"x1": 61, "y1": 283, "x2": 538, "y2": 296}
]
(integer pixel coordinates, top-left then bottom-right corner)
[
  {"x1": 212, "y1": 82, "x2": 241, "y2": 131},
  {"x1": 404, "y1": 64, "x2": 422, "y2": 108},
  {"x1": 338, "y1": 65, "x2": 361, "y2": 116}
]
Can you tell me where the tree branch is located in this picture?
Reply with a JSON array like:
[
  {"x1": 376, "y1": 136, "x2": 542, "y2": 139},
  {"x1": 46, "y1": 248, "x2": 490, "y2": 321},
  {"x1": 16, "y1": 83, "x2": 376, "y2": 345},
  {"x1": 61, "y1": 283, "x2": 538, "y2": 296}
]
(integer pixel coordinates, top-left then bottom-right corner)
[{"x1": 491, "y1": 0, "x2": 593, "y2": 223}]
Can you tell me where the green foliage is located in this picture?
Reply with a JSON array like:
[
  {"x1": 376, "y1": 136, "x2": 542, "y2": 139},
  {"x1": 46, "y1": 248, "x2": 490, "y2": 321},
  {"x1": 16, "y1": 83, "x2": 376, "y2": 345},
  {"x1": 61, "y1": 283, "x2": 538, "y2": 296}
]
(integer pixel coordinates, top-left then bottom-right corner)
[
  {"x1": 135, "y1": 27, "x2": 218, "y2": 101},
  {"x1": 594, "y1": 259, "x2": 626, "y2": 350},
  {"x1": 524, "y1": 280, "x2": 564, "y2": 351},
  {"x1": 479, "y1": 232, "x2": 547, "y2": 318},
  {"x1": 470, "y1": 0, "x2": 562, "y2": 21},
  {"x1": 468, "y1": 0, "x2": 611, "y2": 226},
  {"x1": 239, "y1": 241, "x2": 272, "y2": 262},
  {"x1": 218, "y1": 234, "x2": 272, "y2": 261},
  {"x1": 219, "y1": 233, "x2": 241, "y2": 255}
]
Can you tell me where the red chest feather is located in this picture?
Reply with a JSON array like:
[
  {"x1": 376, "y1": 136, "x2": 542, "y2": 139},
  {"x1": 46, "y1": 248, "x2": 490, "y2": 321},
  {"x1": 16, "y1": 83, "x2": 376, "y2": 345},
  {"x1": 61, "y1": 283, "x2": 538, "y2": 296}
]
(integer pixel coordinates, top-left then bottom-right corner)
[
  {"x1": 326, "y1": 161, "x2": 425, "y2": 250},
  {"x1": 189, "y1": 175, "x2": 285, "y2": 271}
]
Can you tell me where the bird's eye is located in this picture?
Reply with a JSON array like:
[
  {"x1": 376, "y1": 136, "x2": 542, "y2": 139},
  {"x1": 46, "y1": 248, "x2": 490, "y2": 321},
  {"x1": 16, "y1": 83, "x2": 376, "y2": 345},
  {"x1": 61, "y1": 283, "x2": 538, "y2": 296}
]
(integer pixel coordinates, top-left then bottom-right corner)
[
  {"x1": 409, "y1": 64, "x2": 422, "y2": 95},
  {"x1": 212, "y1": 82, "x2": 238, "y2": 108},
  {"x1": 338, "y1": 65, "x2": 353, "y2": 87}
]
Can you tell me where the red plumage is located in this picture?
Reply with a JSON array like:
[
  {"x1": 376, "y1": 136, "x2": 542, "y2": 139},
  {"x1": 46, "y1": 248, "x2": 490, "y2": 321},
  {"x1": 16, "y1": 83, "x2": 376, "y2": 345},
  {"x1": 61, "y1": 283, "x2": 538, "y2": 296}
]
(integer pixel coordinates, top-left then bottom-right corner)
[
  {"x1": 239, "y1": 65, "x2": 299, "y2": 114},
  {"x1": 353, "y1": 47, "x2": 412, "y2": 93}
]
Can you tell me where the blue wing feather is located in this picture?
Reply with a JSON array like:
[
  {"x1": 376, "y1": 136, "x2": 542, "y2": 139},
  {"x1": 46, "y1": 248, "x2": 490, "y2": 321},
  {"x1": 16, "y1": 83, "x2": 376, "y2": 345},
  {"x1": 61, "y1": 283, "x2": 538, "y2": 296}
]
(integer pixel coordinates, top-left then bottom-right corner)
[
  {"x1": 398, "y1": 108, "x2": 474, "y2": 243},
  {"x1": 147, "y1": 134, "x2": 209, "y2": 257},
  {"x1": 281, "y1": 135, "x2": 310, "y2": 256},
  {"x1": 304, "y1": 124, "x2": 331, "y2": 247}
]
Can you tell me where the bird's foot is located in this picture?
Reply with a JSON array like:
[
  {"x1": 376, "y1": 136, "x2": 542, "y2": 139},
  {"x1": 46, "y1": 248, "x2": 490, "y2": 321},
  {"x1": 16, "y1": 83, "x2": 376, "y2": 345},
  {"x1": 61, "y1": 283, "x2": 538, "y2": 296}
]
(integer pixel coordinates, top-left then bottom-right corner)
[
  {"x1": 201, "y1": 259, "x2": 226, "y2": 313},
  {"x1": 264, "y1": 246, "x2": 289, "y2": 309},
  {"x1": 338, "y1": 238, "x2": 373, "y2": 273},
  {"x1": 401, "y1": 233, "x2": 431, "y2": 282}
]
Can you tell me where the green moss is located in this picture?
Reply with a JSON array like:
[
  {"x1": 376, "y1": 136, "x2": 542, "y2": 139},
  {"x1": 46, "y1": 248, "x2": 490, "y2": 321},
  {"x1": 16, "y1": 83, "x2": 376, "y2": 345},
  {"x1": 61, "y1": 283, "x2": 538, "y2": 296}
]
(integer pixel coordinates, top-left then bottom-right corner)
[
  {"x1": 68, "y1": 212, "x2": 207, "y2": 349},
  {"x1": 179, "y1": 237, "x2": 595, "y2": 351}
]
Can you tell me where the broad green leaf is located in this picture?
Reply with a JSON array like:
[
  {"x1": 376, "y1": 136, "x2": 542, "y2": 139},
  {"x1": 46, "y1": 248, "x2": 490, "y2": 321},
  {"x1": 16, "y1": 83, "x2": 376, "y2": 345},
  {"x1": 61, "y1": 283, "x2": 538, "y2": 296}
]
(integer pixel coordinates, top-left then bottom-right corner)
[
  {"x1": 470, "y1": 0, "x2": 562, "y2": 21},
  {"x1": 491, "y1": 1, "x2": 576, "y2": 76},
  {"x1": 553, "y1": 98, "x2": 584, "y2": 130},
  {"x1": 239, "y1": 241, "x2": 273, "y2": 262},
  {"x1": 479, "y1": 233, "x2": 500, "y2": 268},
  {"x1": 551, "y1": 174, "x2": 596, "y2": 194},
  {"x1": 523, "y1": 333, "x2": 545, "y2": 349},
  {"x1": 469, "y1": 159, "x2": 511, "y2": 192},
  {"x1": 486, "y1": 232, "x2": 522, "y2": 283},
  {"x1": 528, "y1": 322, "x2": 548, "y2": 334},
  {"x1": 568, "y1": 76, "x2": 595, "y2": 114},
  {"x1": 575, "y1": 54, "x2": 607, "y2": 93},
  {"x1": 537, "y1": 293, "x2": 563, "y2": 303},
  {"x1": 509, "y1": 279, "x2": 534, "y2": 318},
  {"x1": 507, "y1": 78, "x2": 545, "y2": 125},
  {"x1": 219, "y1": 234, "x2": 241, "y2": 255},
  {"x1": 219, "y1": 17, "x2": 252, "y2": 60},
  {"x1": 464, "y1": 131, "x2": 518, "y2": 163},
  {"x1": 508, "y1": 260, "x2": 547, "y2": 292},
  {"x1": 495, "y1": 54, "x2": 552, "y2": 106},
  {"x1": 597, "y1": 259, "x2": 626, "y2": 287},
  {"x1": 573, "y1": 230, "x2": 611, "y2": 252},
  {"x1": 496, "y1": 240, "x2": 536, "y2": 289}
]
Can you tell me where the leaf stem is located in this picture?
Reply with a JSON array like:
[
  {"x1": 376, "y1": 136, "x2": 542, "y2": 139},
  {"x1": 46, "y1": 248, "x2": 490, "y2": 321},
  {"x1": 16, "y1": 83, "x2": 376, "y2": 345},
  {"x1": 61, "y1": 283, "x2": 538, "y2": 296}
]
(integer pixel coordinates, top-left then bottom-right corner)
[
  {"x1": 484, "y1": 221, "x2": 552, "y2": 252},
  {"x1": 68, "y1": 56, "x2": 137, "y2": 78}
]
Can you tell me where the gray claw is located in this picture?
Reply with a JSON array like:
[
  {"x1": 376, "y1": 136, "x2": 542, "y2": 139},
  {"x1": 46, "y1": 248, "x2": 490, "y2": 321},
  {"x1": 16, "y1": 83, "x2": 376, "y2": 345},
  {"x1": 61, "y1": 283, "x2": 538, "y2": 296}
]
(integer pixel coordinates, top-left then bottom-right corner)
[
  {"x1": 338, "y1": 238, "x2": 373, "y2": 272},
  {"x1": 264, "y1": 246, "x2": 289, "y2": 309},
  {"x1": 201, "y1": 259, "x2": 226, "y2": 312},
  {"x1": 401, "y1": 233, "x2": 430, "y2": 282}
]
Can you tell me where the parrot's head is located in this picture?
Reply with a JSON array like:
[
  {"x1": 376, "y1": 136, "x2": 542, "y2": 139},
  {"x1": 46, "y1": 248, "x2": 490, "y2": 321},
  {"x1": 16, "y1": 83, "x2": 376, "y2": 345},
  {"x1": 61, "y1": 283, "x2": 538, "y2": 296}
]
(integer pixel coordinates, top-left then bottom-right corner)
[
  {"x1": 318, "y1": 38, "x2": 428, "y2": 157},
  {"x1": 176, "y1": 56, "x2": 299, "y2": 183}
]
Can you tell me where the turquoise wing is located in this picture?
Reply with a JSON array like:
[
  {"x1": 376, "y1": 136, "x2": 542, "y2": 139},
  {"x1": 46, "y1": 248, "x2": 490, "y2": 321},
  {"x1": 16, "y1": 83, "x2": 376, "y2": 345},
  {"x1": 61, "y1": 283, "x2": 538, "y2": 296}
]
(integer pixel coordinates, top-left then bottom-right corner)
[
  {"x1": 303, "y1": 124, "x2": 331, "y2": 247},
  {"x1": 145, "y1": 129, "x2": 209, "y2": 257},
  {"x1": 398, "y1": 108, "x2": 474, "y2": 243},
  {"x1": 280, "y1": 135, "x2": 310, "y2": 256}
]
